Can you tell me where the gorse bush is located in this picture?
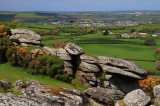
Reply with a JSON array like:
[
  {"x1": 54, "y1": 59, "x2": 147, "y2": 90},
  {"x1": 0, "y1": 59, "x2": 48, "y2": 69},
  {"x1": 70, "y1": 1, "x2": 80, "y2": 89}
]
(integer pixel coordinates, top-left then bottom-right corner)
[
  {"x1": 0, "y1": 46, "x2": 7, "y2": 62},
  {"x1": 0, "y1": 25, "x2": 11, "y2": 37},
  {"x1": 139, "y1": 77, "x2": 160, "y2": 98},
  {"x1": 7, "y1": 46, "x2": 71, "y2": 82},
  {"x1": 6, "y1": 46, "x2": 32, "y2": 67},
  {"x1": 28, "y1": 55, "x2": 71, "y2": 82},
  {"x1": 0, "y1": 25, "x2": 13, "y2": 62}
]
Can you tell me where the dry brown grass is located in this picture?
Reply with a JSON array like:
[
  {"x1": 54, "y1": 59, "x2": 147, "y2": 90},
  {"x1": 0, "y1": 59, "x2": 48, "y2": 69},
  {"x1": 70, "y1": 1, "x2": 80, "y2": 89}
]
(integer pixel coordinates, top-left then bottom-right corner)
[{"x1": 53, "y1": 41, "x2": 66, "y2": 48}]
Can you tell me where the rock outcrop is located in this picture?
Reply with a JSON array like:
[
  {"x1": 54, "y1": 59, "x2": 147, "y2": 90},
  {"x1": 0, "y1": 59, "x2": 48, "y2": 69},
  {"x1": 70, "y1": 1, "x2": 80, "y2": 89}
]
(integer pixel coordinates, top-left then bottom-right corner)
[
  {"x1": 124, "y1": 89, "x2": 151, "y2": 106},
  {"x1": 98, "y1": 56, "x2": 147, "y2": 79},
  {"x1": 153, "y1": 85, "x2": 160, "y2": 105},
  {"x1": 43, "y1": 43, "x2": 147, "y2": 105},
  {"x1": 65, "y1": 43, "x2": 84, "y2": 55},
  {"x1": 84, "y1": 87, "x2": 125, "y2": 105},
  {"x1": 0, "y1": 79, "x2": 89, "y2": 106},
  {"x1": 10, "y1": 29, "x2": 41, "y2": 47}
]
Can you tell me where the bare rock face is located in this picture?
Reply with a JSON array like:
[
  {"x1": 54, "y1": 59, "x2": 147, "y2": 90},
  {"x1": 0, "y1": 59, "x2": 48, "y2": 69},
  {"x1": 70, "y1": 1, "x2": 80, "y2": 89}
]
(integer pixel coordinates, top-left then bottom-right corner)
[
  {"x1": 101, "y1": 64, "x2": 143, "y2": 79},
  {"x1": 77, "y1": 71, "x2": 100, "y2": 87},
  {"x1": 84, "y1": 87, "x2": 125, "y2": 105},
  {"x1": 43, "y1": 46, "x2": 57, "y2": 56},
  {"x1": 56, "y1": 48, "x2": 72, "y2": 61},
  {"x1": 65, "y1": 43, "x2": 85, "y2": 55},
  {"x1": 0, "y1": 93, "x2": 56, "y2": 106},
  {"x1": 124, "y1": 89, "x2": 151, "y2": 106},
  {"x1": 80, "y1": 55, "x2": 98, "y2": 64},
  {"x1": 79, "y1": 62, "x2": 100, "y2": 73},
  {"x1": 0, "y1": 79, "x2": 89, "y2": 106},
  {"x1": 153, "y1": 85, "x2": 160, "y2": 105},
  {"x1": 63, "y1": 67, "x2": 73, "y2": 76},
  {"x1": 98, "y1": 56, "x2": 147, "y2": 79},
  {"x1": 10, "y1": 29, "x2": 41, "y2": 47}
]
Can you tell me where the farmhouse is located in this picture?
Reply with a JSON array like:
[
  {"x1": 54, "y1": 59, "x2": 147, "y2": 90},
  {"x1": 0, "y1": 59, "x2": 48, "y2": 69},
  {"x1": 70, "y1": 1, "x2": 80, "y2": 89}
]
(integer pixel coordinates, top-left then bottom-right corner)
[
  {"x1": 131, "y1": 32, "x2": 147, "y2": 38},
  {"x1": 152, "y1": 33, "x2": 160, "y2": 37},
  {"x1": 121, "y1": 34, "x2": 131, "y2": 38}
]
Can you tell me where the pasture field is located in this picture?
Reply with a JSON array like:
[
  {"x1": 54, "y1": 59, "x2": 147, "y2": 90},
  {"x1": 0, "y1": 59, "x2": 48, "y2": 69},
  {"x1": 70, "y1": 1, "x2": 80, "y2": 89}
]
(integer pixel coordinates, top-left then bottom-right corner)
[
  {"x1": 42, "y1": 38, "x2": 70, "y2": 47},
  {"x1": 69, "y1": 37, "x2": 144, "y2": 44},
  {"x1": 25, "y1": 24, "x2": 57, "y2": 30},
  {"x1": 41, "y1": 31, "x2": 157, "y2": 69},
  {"x1": 0, "y1": 62, "x2": 87, "y2": 91},
  {"x1": 130, "y1": 61, "x2": 155, "y2": 69},
  {"x1": 76, "y1": 44, "x2": 155, "y2": 60}
]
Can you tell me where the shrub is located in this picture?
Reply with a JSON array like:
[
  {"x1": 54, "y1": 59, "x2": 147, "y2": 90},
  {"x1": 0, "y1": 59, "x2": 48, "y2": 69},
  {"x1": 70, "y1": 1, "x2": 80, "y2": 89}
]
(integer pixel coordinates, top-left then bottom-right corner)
[
  {"x1": 53, "y1": 41, "x2": 66, "y2": 48},
  {"x1": 0, "y1": 37, "x2": 13, "y2": 62},
  {"x1": 87, "y1": 28, "x2": 95, "y2": 34},
  {"x1": 6, "y1": 46, "x2": 32, "y2": 67},
  {"x1": 28, "y1": 55, "x2": 70, "y2": 82},
  {"x1": 103, "y1": 30, "x2": 109, "y2": 35},
  {"x1": 139, "y1": 77, "x2": 160, "y2": 98},
  {"x1": 144, "y1": 37, "x2": 156, "y2": 46},
  {"x1": 0, "y1": 25, "x2": 11, "y2": 37},
  {"x1": 0, "y1": 46, "x2": 7, "y2": 62}
]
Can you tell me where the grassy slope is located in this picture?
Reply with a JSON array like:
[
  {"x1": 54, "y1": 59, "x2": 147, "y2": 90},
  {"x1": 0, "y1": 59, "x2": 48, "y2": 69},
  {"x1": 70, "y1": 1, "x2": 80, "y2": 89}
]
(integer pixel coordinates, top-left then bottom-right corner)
[
  {"x1": 41, "y1": 32, "x2": 156, "y2": 69},
  {"x1": 77, "y1": 44, "x2": 155, "y2": 69},
  {"x1": 0, "y1": 63, "x2": 87, "y2": 91}
]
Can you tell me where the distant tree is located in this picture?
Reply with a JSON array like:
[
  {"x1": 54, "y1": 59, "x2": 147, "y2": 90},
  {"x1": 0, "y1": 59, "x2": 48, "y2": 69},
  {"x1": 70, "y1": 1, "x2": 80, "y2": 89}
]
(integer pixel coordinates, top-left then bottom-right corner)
[
  {"x1": 130, "y1": 29, "x2": 136, "y2": 33},
  {"x1": 136, "y1": 25, "x2": 147, "y2": 32},
  {"x1": 103, "y1": 30, "x2": 109, "y2": 35},
  {"x1": 144, "y1": 36, "x2": 156, "y2": 46},
  {"x1": 87, "y1": 28, "x2": 94, "y2": 34}
]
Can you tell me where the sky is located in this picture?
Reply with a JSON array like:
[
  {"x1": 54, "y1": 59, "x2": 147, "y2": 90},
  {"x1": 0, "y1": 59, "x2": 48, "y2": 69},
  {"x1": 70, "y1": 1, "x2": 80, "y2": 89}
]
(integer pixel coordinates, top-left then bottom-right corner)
[{"x1": 0, "y1": 0, "x2": 160, "y2": 11}]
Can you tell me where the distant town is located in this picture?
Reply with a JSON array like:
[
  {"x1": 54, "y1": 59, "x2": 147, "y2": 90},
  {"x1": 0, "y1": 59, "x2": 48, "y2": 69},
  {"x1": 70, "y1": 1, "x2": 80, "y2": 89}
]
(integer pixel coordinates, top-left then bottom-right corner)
[{"x1": 50, "y1": 20, "x2": 152, "y2": 27}]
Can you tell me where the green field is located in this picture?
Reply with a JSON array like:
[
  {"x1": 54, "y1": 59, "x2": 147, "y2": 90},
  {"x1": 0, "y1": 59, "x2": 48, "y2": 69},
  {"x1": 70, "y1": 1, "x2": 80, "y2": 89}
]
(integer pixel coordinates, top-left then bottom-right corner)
[
  {"x1": 77, "y1": 44, "x2": 155, "y2": 59},
  {"x1": 69, "y1": 37, "x2": 144, "y2": 44},
  {"x1": 25, "y1": 24, "x2": 57, "y2": 30},
  {"x1": 0, "y1": 62, "x2": 87, "y2": 91},
  {"x1": 40, "y1": 32, "x2": 157, "y2": 69},
  {"x1": 42, "y1": 38, "x2": 70, "y2": 47}
]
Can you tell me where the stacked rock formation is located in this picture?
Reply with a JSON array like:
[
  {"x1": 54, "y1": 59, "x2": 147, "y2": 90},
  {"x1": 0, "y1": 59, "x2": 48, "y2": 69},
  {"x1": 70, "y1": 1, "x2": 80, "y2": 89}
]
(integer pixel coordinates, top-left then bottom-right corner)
[
  {"x1": 10, "y1": 29, "x2": 41, "y2": 47},
  {"x1": 43, "y1": 43, "x2": 84, "y2": 76},
  {"x1": 42, "y1": 43, "x2": 148, "y2": 105}
]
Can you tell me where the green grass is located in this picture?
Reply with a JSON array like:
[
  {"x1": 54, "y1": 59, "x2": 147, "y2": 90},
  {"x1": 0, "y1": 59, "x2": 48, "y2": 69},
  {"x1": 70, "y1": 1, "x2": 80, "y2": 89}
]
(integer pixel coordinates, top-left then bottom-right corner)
[
  {"x1": 77, "y1": 44, "x2": 155, "y2": 60},
  {"x1": 75, "y1": 44, "x2": 156, "y2": 68},
  {"x1": 131, "y1": 61, "x2": 155, "y2": 69},
  {"x1": 155, "y1": 38, "x2": 160, "y2": 48},
  {"x1": 42, "y1": 38, "x2": 70, "y2": 47},
  {"x1": 26, "y1": 24, "x2": 56, "y2": 29},
  {"x1": 0, "y1": 63, "x2": 87, "y2": 91},
  {"x1": 69, "y1": 37, "x2": 144, "y2": 44}
]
